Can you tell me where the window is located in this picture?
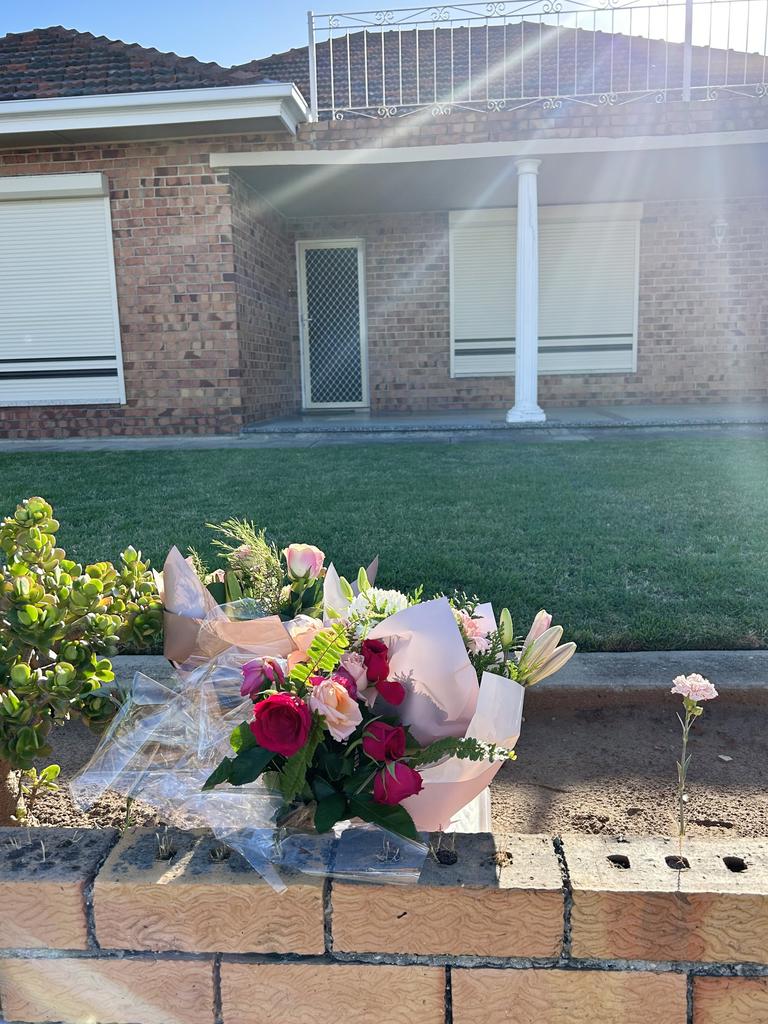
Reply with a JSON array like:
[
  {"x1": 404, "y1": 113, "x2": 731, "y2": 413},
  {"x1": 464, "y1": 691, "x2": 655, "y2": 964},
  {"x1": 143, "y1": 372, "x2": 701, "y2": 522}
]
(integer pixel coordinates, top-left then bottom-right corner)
[
  {"x1": 0, "y1": 173, "x2": 125, "y2": 406},
  {"x1": 450, "y1": 203, "x2": 641, "y2": 377}
]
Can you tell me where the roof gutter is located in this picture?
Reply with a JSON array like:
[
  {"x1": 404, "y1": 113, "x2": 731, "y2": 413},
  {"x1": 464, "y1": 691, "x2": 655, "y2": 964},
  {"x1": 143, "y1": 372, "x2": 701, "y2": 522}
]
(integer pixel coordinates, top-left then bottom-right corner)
[{"x1": 0, "y1": 82, "x2": 309, "y2": 139}]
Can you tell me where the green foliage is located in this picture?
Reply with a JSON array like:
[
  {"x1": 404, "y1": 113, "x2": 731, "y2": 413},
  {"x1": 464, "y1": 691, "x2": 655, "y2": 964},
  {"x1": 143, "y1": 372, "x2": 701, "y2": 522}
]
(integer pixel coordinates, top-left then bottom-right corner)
[
  {"x1": 408, "y1": 735, "x2": 516, "y2": 769},
  {"x1": 229, "y1": 720, "x2": 257, "y2": 754},
  {"x1": 314, "y1": 792, "x2": 348, "y2": 832},
  {"x1": 289, "y1": 623, "x2": 349, "y2": 690},
  {"x1": 202, "y1": 744, "x2": 276, "y2": 790},
  {"x1": 13, "y1": 763, "x2": 60, "y2": 823},
  {"x1": 229, "y1": 745, "x2": 275, "y2": 786},
  {"x1": 202, "y1": 757, "x2": 236, "y2": 791},
  {"x1": 278, "y1": 720, "x2": 323, "y2": 803},
  {"x1": 348, "y1": 794, "x2": 421, "y2": 843},
  {"x1": 206, "y1": 518, "x2": 284, "y2": 613},
  {"x1": 0, "y1": 496, "x2": 162, "y2": 772}
]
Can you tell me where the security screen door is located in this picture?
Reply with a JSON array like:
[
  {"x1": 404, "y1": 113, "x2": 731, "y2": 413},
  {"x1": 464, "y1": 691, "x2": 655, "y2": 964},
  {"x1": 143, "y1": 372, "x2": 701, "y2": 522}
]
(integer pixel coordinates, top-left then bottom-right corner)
[{"x1": 298, "y1": 240, "x2": 369, "y2": 409}]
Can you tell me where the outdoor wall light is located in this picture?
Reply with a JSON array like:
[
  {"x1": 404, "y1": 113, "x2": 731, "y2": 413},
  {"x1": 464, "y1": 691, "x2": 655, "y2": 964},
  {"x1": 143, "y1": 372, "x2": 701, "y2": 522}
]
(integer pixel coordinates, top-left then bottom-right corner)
[{"x1": 712, "y1": 216, "x2": 728, "y2": 248}]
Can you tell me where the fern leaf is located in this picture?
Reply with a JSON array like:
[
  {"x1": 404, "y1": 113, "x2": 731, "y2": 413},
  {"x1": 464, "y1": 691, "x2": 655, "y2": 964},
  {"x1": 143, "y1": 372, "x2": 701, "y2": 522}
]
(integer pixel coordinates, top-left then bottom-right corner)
[
  {"x1": 289, "y1": 623, "x2": 349, "y2": 690},
  {"x1": 278, "y1": 720, "x2": 323, "y2": 803}
]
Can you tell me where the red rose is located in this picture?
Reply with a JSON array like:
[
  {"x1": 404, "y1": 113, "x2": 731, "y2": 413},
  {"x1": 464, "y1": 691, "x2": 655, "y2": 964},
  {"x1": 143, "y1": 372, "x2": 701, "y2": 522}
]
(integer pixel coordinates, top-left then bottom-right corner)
[
  {"x1": 375, "y1": 677, "x2": 406, "y2": 706},
  {"x1": 373, "y1": 762, "x2": 424, "y2": 806},
  {"x1": 363, "y1": 721, "x2": 406, "y2": 762},
  {"x1": 361, "y1": 638, "x2": 390, "y2": 683},
  {"x1": 250, "y1": 692, "x2": 312, "y2": 758}
]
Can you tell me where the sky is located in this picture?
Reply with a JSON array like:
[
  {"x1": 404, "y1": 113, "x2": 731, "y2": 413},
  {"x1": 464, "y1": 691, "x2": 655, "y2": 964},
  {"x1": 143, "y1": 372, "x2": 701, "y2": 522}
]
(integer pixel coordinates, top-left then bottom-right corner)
[
  {"x1": 0, "y1": 0, "x2": 359, "y2": 66},
  {"x1": 0, "y1": 0, "x2": 762, "y2": 66}
]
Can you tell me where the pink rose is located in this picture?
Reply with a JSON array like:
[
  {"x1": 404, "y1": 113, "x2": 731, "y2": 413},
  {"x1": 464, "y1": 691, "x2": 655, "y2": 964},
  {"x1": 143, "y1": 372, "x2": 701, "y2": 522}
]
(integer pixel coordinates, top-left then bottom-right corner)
[
  {"x1": 286, "y1": 615, "x2": 326, "y2": 671},
  {"x1": 339, "y1": 652, "x2": 376, "y2": 705},
  {"x1": 250, "y1": 692, "x2": 312, "y2": 757},
  {"x1": 308, "y1": 676, "x2": 363, "y2": 742},
  {"x1": 240, "y1": 657, "x2": 285, "y2": 699},
  {"x1": 373, "y1": 762, "x2": 424, "y2": 805},
  {"x1": 363, "y1": 722, "x2": 406, "y2": 762},
  {"x1": 283, "y1": 543, "x2": 325, "y2": 581},
  {"x1": 340, "y1": 652, "x2": 368, "y2": 689},
  {"x1": 331, "y1": 667, "x2": 358, "y2": 700}
]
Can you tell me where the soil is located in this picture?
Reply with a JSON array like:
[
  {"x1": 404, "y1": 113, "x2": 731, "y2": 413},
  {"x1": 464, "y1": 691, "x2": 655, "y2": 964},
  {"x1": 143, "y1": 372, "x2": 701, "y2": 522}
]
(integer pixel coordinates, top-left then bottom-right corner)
[
  {"x1": 21, "y1": 699, "x2": 768, "y2": 838},
  {"x1": 492, "y1": 701, "x2": 768, "y2": 837}
]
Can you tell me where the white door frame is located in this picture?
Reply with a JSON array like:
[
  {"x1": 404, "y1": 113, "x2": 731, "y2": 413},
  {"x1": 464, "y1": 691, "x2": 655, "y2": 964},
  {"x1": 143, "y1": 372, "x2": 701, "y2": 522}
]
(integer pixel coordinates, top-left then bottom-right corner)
[{"x1": 296, "y1": 238, "x2": 369, "y2": 410}]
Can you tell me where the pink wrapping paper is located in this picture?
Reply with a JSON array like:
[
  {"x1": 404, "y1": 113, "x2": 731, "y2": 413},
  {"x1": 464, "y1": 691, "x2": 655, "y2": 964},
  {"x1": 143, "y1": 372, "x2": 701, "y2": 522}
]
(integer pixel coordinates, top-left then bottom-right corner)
[
  {"x1": 404, "y1": 671, "x2": 524, "y2": 831},
  {"x1": 369, "y1": 597, "x2": 479, "y2": 744},
  {"x1": 369, "y1": 597, "x2": 525, "y2": 831}
]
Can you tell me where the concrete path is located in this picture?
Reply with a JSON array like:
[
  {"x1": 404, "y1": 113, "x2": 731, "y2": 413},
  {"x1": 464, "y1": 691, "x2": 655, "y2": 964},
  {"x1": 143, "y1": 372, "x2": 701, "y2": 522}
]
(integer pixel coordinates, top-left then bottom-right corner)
[
  {"x1": 2, "y1": 422, "x2": 767, "y2": 453},
  {"x1": 112, "y1": 650, "x2": 768, "y2": 705},
  {"x1": 246, "y1": 401, "x2": 768, "y2": 433}
]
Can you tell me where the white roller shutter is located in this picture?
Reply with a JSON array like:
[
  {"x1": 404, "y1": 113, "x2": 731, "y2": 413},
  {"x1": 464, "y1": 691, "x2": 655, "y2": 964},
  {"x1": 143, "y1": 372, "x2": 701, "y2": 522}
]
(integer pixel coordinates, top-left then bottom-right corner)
[
  {"x1": 0, "y1": 173, "x2": 125, "y2": 406},
  {"x1": 450, "y1": 204, "x2": 641, "y2": 377}
]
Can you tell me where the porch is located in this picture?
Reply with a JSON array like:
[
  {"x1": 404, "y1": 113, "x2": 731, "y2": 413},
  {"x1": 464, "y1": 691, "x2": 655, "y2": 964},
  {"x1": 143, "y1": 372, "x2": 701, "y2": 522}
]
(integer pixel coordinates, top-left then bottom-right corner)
[
  {"x1": 244, "y1": 401, "x2": 768, "y2": 434},
  {"x1": 217, "y1": 116, "x2": 768, "y2": 425}
]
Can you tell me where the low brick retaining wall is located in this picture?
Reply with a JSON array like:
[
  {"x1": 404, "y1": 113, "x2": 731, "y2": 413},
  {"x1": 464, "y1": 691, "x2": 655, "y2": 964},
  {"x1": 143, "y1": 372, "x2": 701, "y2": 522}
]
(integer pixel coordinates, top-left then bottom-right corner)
[{"x1": 1, "y1": 827, "x2": 767, "y2": 1023}]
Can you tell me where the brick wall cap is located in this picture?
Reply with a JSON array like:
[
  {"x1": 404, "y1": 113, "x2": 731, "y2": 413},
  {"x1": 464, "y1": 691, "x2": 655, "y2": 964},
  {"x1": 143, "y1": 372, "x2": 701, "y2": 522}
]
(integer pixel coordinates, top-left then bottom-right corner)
[
  {"x1": 0, "y1": 826, "x2": 117, "y2": 881},
  {"x1": 96, "y1": 826, "x2": 321, "y2": 888},
  {"x1": 334, "y1": 832, "x2": 561, "y2": 890},
  {"x1": 564, "y1": 833, "x2": 768, "y2": 894}
]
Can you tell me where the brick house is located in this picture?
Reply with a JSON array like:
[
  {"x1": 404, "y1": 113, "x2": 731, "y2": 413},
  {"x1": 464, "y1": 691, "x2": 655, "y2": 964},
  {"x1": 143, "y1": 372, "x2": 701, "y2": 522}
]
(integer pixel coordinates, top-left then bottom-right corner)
[{"x1": 0, "y1": 5, "x2": 767, "y2": 437}]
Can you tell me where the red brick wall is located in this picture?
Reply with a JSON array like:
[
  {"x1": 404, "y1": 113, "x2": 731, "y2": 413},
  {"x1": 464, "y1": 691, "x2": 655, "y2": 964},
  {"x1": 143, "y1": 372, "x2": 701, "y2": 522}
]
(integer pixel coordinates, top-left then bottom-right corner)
[
  {"x1": 0, "y1": 97, "x2": 767, "y2": 436},
  {"x1": 283, "y1": 93, "x2": 768, "y2": 152},
  {"x1": 291, "y1": 194, "x2": 768, "y2": 412},
  {"x1": 230, "y1": 174, "x2": 300, "y2": 424},
  {"x1": 0, "y1": 137, "x2": 271, "y2": 438},
  {"x1": 1, "y1": 827, "x2": 767, "y2": 1024}
]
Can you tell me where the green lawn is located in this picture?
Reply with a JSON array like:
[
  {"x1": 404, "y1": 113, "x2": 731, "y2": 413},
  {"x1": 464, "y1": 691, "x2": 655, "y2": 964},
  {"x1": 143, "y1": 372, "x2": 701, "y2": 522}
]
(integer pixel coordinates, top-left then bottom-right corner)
[{"x1": 1, "y1": 437, "x2": 767, "y2": 651}]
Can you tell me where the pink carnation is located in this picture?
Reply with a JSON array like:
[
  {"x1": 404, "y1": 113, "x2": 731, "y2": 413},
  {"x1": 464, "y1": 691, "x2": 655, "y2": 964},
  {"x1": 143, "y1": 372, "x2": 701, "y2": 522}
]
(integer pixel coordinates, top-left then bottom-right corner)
[
  {"x1": 455, "y1": 609, "x2": 491, "y2": 654},
  {"x1": 670, "y1": 673, "x2": 718, "y2": 702}
]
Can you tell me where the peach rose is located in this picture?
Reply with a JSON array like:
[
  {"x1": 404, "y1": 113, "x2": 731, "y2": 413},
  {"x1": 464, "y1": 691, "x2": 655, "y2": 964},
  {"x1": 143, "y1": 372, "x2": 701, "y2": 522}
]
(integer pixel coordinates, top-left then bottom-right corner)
[
  {"x1": 285, "y1": 615, "x2": 325, "y2": 671},
  {"x1": 283, "y1": 543, "x2": 325, "y2": 581},
  {"x1": 308, "y1": 676, "x2": 363, "y2": 742}
]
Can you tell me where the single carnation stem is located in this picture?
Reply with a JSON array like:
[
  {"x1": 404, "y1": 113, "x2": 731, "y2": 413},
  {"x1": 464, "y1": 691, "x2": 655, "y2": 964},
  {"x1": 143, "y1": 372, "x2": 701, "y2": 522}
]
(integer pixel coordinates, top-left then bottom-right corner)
[{"x1": 677, "y1": 702, "x2": 696, "y2": 854}]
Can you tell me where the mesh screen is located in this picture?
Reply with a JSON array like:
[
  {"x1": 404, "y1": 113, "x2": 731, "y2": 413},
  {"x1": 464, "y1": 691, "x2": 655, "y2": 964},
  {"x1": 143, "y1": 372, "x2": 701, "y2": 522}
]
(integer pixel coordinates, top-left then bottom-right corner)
[{"x1": 305, "y1": 246, "x2": 364, "y2": 405}]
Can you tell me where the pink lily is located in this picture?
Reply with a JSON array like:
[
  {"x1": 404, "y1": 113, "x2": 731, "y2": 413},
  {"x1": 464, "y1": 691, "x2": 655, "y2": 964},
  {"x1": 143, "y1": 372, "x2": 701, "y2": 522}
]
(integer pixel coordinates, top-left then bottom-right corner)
[{"x1": 523, "y1": 609, "x2": 553, "y2": 648}]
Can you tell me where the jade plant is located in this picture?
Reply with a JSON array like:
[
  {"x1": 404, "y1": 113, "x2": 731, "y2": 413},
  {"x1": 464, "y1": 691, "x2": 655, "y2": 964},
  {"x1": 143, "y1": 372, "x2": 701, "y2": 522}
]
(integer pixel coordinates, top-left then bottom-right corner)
[{"x1": 0, "y1": 496, "x2": 162, "y2": 822}]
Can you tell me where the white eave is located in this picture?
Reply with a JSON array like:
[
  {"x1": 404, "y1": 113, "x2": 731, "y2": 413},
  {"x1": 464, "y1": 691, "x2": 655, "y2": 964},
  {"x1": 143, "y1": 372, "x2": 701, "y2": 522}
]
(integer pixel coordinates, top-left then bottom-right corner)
[
  {"x1": 0, "y1": 83, "x2": 309, "y2": 146},
  {"x1": 209, "y1": 128, "x2": 768, "y2": 216}
]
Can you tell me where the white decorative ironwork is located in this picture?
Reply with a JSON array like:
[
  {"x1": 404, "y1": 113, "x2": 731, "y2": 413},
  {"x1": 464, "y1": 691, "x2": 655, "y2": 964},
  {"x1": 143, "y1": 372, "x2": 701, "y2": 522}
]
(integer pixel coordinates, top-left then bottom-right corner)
[{"x1": 307, "y1": 0, "x2": 768, "y2": 119}]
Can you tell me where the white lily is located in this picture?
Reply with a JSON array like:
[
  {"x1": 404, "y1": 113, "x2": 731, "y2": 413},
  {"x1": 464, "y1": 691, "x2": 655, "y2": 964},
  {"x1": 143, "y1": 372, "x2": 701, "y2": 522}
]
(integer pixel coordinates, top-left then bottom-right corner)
[
  {"x1": 525, "y1": 642, "x2": 577, "y2": 685},
  {"x1": 517, "y1": 623, "x2": 576, "y2": 686}
]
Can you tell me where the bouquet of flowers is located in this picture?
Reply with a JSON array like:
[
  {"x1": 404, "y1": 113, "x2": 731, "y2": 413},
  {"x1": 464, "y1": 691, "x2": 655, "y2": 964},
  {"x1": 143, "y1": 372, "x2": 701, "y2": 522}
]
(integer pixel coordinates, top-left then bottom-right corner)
[
  {"x1": 72, "y1": 528, "x2": 575, "y2": 888},
  {"x1": 175, "y1": 532, "x2": 576, "y2": 842}
]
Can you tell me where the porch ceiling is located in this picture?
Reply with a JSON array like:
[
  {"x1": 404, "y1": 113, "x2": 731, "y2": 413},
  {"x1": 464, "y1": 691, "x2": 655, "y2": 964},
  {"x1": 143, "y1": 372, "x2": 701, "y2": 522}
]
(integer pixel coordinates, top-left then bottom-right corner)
[{"x1": 214, "y1": 138, "x2": 768, "y2": 217}]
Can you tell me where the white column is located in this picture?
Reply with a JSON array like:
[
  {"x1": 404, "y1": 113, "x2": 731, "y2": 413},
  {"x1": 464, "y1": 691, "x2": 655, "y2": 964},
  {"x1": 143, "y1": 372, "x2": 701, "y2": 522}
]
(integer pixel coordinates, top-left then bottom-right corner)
[{"x1": 506, "y1": 157, "x2": 545, "y2": 424}]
